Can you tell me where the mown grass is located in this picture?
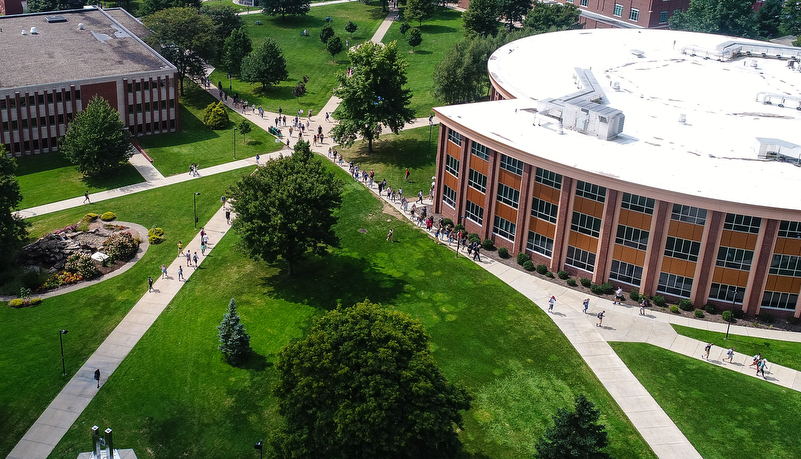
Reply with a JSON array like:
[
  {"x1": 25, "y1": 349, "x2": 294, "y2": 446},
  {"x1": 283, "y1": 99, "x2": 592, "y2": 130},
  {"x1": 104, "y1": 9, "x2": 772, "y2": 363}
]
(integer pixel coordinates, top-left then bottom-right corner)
[
  {"x1": 0, "y1": 169, "x2": 249, "y2": 459},
  {"x1": 47, "y1": 159, "x2": 655, "y2": 459},
  {"x1": 671, "y1": 324, "x2": 801, "y2": 372},
  {"x1": 612, "y1": 342, "x2": 801, "y2": 459},
  {"x1": 135, "y1": 83, "x2": 284, "y2": 177}
]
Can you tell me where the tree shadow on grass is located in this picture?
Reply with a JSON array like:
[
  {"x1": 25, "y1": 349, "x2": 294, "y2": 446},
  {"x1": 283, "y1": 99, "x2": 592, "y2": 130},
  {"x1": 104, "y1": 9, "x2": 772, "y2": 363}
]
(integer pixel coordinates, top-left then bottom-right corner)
[
  {"x1": 349, "y1": 137, "x2": 436, "y2": 170},
  {"x1": 81, "y1": 164, "x2": 144, "y2": 189},
  {"x1": 421, "y1": 24, "x2": 458, "y2": 34},
  {"x1": 233, "y1": 351, "x2": 271, "y2": 372},
  {"x1": 411, "y1": 49, "x2": 432, "y2": 55},
  {"x1": 260, "y1": 252, "x2": 407, "y2": 311}
]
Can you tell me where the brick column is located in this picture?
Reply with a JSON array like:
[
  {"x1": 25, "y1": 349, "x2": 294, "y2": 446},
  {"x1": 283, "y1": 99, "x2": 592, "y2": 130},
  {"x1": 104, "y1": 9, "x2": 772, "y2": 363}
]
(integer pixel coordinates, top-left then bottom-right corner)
[
  {"x1": 549, "y1": 176, "x2": 574, "y2": 272},
  {"x1": 453, "y1": 138, "x2": 471, "y2": 221},
  {"x1": 481, "y1": 150, "x2": 498, "y2": 240},
  {"x1": 43, "y1": 90, "x2": 52, "y2": 152},
  {"x1": 641, "y1": 200, "x2": 670, "y2": 296},
  {"x1": 433, "y1": 124, "x2": 447, "y2": 214},
  {"x1": 745, "y1": 219, "x2": 778, "y2": 315},
  {"x1": 692, "y1": 210, "x2": 724, "y2": 307},
  {"x1": 594, "y1": 189, "x2": 619, "y2": 284},
  {"x1": 514, "y1": 164, "x2": 533, "y2": 254}
]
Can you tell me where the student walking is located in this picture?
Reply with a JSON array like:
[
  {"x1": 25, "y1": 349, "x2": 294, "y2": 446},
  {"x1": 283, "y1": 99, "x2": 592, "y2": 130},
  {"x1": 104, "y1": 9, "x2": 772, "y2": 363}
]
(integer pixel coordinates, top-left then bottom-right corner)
[
  {"x1": 639, "y1": 299, "x2": 647, "y2": 315},
  {"x1": 583, "y1": 298, "x2": 589, "y2": 314},
  {"x1": 178, "y1": 265, "x2": 184, "y2": 281},
  {"x1": 148, "y1": 276, "x2": 154, "y2": 292},
  {"x1": 201, "y1": 242, "x2": 207, "y2": 256},
  {"x1": 757, "y1": 358, "x2": 768, "y2": 379},
  {"x1": 472, "y1": 243, "x2": 481, "y2": 262},
  {"x1": 405, "y1": 168, "x2": 410, "y2": 182},
  {"x1": 225, "y1": 209, "x2": 231, "y2": 225},
  {"x1": 94, "y1": 369, "x2": 101, "y2": 388},
  {"x1": 386, "y1": 228, "x2": 394, "y2": 242},
  {"x1": 597, "y1": 310, "x2": 605, "y2": 327},
  {"x1": 417, "y1": 190, "x2": 423, "y2": 203},
  {"x1": 726, "y1": 347, "x2": 735, "y2": 362},
  {"x1": 186, "y1": 251, "x2": 192, "y2": 267},
  {"x1": 193, "y1": 252, "x2": 199, "y2": 268},
  {"x1": 83, "y1": 191, "x2": 91, "y2": 204},
  {"x1": 160, "y1": 264, "x2": 167, "y2": 279},
  {"x1": 750, "y1": 353, "x2": 762, "y2": 367},
  {"x1": 177, "y1": 240, "x2": 184, "y2": 256},
  {"x1": 703, "y1": 343, "x2": 712, "y2": 360},
  {"x1": 548, "y1": 295, "x2": 556, "y2": 313}
]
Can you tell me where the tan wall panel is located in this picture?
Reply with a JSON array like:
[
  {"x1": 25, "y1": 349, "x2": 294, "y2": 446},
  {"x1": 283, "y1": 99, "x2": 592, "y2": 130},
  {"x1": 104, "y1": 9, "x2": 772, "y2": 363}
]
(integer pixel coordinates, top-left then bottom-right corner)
[
  {"x1": 719, "y1": 268, "x2": 744, "y2": 286},
  {"x1": 498, "y1": 169, "x2": 522, "y2": 188},
  {"x1": 777, "y1": 238, "x2": 801, "y2": 256},
  {"x1": 534, "y1": 183, "x2": 560, "y2": 205},
  {"x1": 771, "y1": 275, "x2": 800, "y2": 292},
  {"x1": 671, "y1": 221, "x2": 703, "y2": 241},
  {"x1": 765, "y1": 275, "x2": 777, "y2": 291},
  {"x1": 466, "y1": 187, "x2": 485, "y2": 205},
  {"x1": 663, "y1": 258, "x2": 696, "y2": 277},
  {"x1": 446, "y1": 141, "x2": 461, "y2": 158},
  {"x1": 616, "y1": 245, "x2": 645, "y2": 264},
  {"x1": 495, "y1": 202, "x2": 518, "y2": 223},
  {"x1": 471, "y1": 157, "x2": 488, "y2": 175},
  {"x1": 443, "y1": 172, "x2": 458, "y2": 190},
  {"x1": 728, "y1": 231, "x2": 748, "y2": 249},
  {"x1": 530, "y1": 218, "x2": 556, "y2": 239},
  {"x1": 568, "y1": 232, "x2": 598, "y2": 253}
]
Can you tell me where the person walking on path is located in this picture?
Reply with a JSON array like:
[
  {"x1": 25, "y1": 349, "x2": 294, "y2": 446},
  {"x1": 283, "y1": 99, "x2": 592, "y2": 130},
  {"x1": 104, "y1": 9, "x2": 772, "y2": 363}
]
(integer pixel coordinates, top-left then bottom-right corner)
[
  {"x1": 750, "y1": 353, "x2": 762, "y2": 367},
  {"x1": 83, "y1": 191, "x2": 91, "y2": 204},
  {"x1": 703, "y1": 342, "x2": 712, "y2": 360},
  {"x1": 548, "y1": 295, "x2": 556, "y2": 313},
  {"x1": 639, "y1": 299, "x2": 647, "y2": 315},
  {"x1": 613, "y1": 287, "x2": 623, "y2": 304},
  {"x1": 186, "y1": 251, "x2": 192, "y2": 267},
  {"x1": 201, "y1": 242, "x2": 207, "y2": 256},
  {"x1": 597, "y1": 310, "x2": 605, "y2": 327},
  {"x1": 405, "y1": 168, "x2": 410, "y2": 182},
  {"x1": 583, "y1": 298, "x2": 589, "y2": 314},
  {"x1": 757, "y1": 358, "x2": 768, "y2": 379},
  {"x1": 256, "y1": 154, "x2": 260, "y2": 165},
  {"x1": 178, "y1": 265, "x2": 184, "y2": 282},
  {"x1": 94, "y1": 369, "x2": 101, "y2": 388},
  {"x1": 225, "y1": 208, "x2": 231, "y2": 225},
  {"x1": 161, "y1": 264, "x2": 167, "y2": 279},
  {"x1": 148, "y1": 276, "x2": 154, "y2": 292},
  {"x1": 386, "y1": 228, "x2": 394, "y2": 242},
  {"x1": 726, "y1": 347, "x2": 735, "y2": 362},
  {"x1": 473, "y1": 242, "x2": 481, "y2": 262},
  {"x1": 417, "y1": 190, "x2": 423, "y2": 203},
  {"x1": 193, "y1": 252, "x2": 199, "y2": 268},
  {"x1": 177, "y1": 240, "x2": 183, "y2": 256}
]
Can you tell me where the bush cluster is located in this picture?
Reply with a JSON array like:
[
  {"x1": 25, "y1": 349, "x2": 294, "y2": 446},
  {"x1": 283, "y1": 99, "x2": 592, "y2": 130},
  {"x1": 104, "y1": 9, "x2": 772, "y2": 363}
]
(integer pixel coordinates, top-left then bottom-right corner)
[
  {"x1": 653, "y1": 295, "x2": 666, "y2": 307},
  {"x1": 590, "y1": 284, "x2": 603, "y2": 294},
  {"x1": 40, "y1": 271, "x2": 83, "y2": 290},
  {"x1": 148, "y1": 227, "x2": 165, "y2": 245},
  {"x1": 523, "y1": 260, "x2": 535, "y2": 271},
  {"x1": 670, "y1": 305, "x2": 680, "y2": 313},
  {"x1": 536, "y1": 264, "x2": 548, "y2": 275},
  {"x1": 100, "y1": 211, "x2": 117, "y2": 221},
  {"x1": 678, "y1": 299, "x2": 694, "y2": 311},
  {"x1": 468, "y1": 233, "x2": 481, "y2": 244},
  {"x1": 722, "y1": 310, "x2": 733, "y2": 322},
  {"x1": 566, "y1": 278, "x2": 577, "y2": 287},
  {"x1": 516, "y1": 253, "x2": 529, "y2": 266},
  {"x1": 203, "y1": 101, "x2": 229, "y2": 129},
  {"x1": 545, "y1": 271, "x2": 554, "y2": 278},
  {"x1": 557, "y1": 270, "x2": 569, "y2": 280},
  {"x1": 600, "y1": 283, "x2": 614, "y2": 295},
  {"x1": 8, "y1": 298, "x2": 43, "y2": 308},
  {"x1": 629, "y1": 290, "x2": 640, "y2": 302},
  {"x1": 704, "y1": 304, "x2": 716, "y2": 314},
  {"x1": 481, "y1": 239, "x2": 494, "y2": 250},
  {"x1": 580, "y1": 278, "x2": 592, "y2": 288},
  {"x1": 103, "y1": 232, "x2": 139, "y2": 261},
  {"x1": 694, "y1": 309, "x2": 705, "y2": 318},
  {"x1": 65, "y1": 253, "x2": 100, "y2": 279},
  {"x1": 497, "y1": 247, "x2": 509, "y2": 258}
]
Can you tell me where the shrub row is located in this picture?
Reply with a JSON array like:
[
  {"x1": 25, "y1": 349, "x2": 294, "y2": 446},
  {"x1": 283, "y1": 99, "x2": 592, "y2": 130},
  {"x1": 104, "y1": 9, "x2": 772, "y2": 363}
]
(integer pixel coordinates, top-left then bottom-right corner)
[{"x1": 8, "y1": 298, "x2": 43, "y2": 308}]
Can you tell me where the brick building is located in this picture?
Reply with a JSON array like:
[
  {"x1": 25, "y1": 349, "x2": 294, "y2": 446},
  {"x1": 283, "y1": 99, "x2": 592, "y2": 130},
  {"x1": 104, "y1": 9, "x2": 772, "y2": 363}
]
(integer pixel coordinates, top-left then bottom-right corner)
[
  {"x1": 432, "y1": 29, "x2": 801, "y2": 318},
  {"x1": 556, "y1": 0, "x2": 692, "y2": 29},
  {"x1": 0, "y1": 7, "x2": 179, "y2": 157},
  {"x1": 0, "y1": 0, "x2": 25, "y2": 15}
]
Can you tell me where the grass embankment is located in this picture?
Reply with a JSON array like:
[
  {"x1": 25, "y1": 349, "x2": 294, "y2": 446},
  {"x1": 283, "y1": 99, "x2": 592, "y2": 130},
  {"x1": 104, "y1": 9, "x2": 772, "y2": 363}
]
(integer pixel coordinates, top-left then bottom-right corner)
[{"x1": 612, "y1": 342, "x2": 801, "y2": 459}]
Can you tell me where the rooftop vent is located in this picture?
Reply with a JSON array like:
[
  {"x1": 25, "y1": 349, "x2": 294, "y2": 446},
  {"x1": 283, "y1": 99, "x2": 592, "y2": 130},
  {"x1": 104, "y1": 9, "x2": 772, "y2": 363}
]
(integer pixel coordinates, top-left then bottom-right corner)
[
  {"x1": 21, "y1": 29, "x2": 26, "y2": 35},
  {"x1": 78, "y1": 23, "x2": 84, "y2": 30},
  {"x1": 30, "y1": 27, "x2": 38, "y2": 34},
  {"x1": 45, "y1": 15, "x2": 67, "y2": 23}
]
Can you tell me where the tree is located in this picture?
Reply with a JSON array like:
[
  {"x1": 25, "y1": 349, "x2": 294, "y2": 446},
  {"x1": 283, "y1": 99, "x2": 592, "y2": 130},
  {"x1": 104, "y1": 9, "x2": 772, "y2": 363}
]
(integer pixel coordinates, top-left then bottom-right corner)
[
  {"x1": 143, "y1": 7, "x2": 215, "y2": 95},
  {"x1": 272, "y1": 300, "x2": 472, "y2": 459},
  {"x1": 201, "y1": 3, "x2": 245, "y2": 55},
  {"x1": 229, "y1": 142, "x2": 343, "y2": 275},
  {"x1": 237, "y1": 120, "x2": 252, "y2": 144},
  {"x1": 0, "y1": 148, "x2": 28, "y2": 270},
  {"x1": 27, "y1": 0, "x2": 84, "y2": 13},
  {"x1": 320, "y1": 24, "x2": 335, "y2": 45},
  {"x1": 399, "y1": 22, "x2": 411, "y2": 35},
  {"x1": 433, "y1": 34, "x2": 500, "y2": 104},
  {"x1": 293, "y1": 81, "x2": 307, "y2": 102},
  {"x1": 462, "y1": 0, "x2": 500, "y2": 38},
  {"x1": 241, "y1": 38, "x2": 289, "y2": 90},
  {"x1": 756, "y1": 0, "x2": 783, "y2": 38},
  {"x1": 260, "y1": 0, "x2": 310, "y2": 18},
  {"x1": 524, "y1": 2, "x2": 582, "y2": 33},
  {"x1": 223, "y1": 27, "x2": 253, "y2": 77},
  {"x1": 407, "y1": 27, "x2": 422, "y2": 52},
  {"x1": 498, "y1": 0, "x2": 531, "y2": 30},
  {"x1": 203, "y1": 101, "x2": 229, "y2": 129},
  {"x1": 534, "y1": 394, "x2": 612, "y2": 459},
  {"x1": 669, "y1": 0, "x2": 757, "y2": 38},
  {"x1": 331, "y1": 41, "x2": 415, "y2": 153},
  {"x1": 405, "y1": 0, "x2": 435, "y2": 26},
  {"x1": 217, "y1": 298, "x2": 252, "y2": 364},
  {"x1": 139, "y1": 0, "x2": 201, "y2": 17},
  {"x1": 782, "y1": 0, "x2": 801, "y2": 36},
  {"x1": 326, "y1": 36, "x2": 344, "y2": 62},
  {"x1": 345, "y1": 20, "x2": 358, "y2": 37},
  {"x1": 59, "y1": 96, "x2": 133, "y2": 177}
]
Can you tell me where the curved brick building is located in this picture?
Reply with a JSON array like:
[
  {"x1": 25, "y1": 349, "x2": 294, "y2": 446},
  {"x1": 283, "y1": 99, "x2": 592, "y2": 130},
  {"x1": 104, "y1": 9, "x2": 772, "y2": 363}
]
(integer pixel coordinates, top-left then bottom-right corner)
[{"x1": 432, "y1": 29, "x2": 801, "y2": 318}]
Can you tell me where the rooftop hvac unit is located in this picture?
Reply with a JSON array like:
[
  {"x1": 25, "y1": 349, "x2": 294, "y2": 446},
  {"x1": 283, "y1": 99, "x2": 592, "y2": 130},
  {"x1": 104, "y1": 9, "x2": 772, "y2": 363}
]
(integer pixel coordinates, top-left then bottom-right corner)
[
  {"x1": 30, "y1": 27, "x2": 38, "y2": 34},
  {"x1": 45, "y1": 15, "x2": 67, "y2": 23}
]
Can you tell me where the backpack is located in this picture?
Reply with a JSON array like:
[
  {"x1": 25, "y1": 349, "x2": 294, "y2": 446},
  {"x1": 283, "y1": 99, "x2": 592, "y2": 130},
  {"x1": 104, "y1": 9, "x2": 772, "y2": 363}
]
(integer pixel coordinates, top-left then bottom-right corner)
[{"x1": 597, "y1": 312, "x2": 602, "y2": 318}]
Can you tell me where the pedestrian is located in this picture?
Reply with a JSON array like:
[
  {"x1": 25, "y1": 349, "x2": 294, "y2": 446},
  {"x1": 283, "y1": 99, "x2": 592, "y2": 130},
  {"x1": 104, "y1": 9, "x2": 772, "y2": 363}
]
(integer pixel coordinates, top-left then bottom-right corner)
[
  {"x1": 193, "y1": 252, "x2": 199, "y2": 268},
  {"x1": 256, "y1": 154, "x2": 260, "y2": 165},
  {"x1": 455, "y1": 238, "x2": 460, "y2": 258},
  {"x1": 473, "y1": 242, "x2": 481, "y2": 261},
  {"x1": 201, "y1": 242, "x2": 207, "y2": 256},
  {"x1": 387, "y1": 228, "x2": 394, "y2": 242},
  {"x1": 186, "y1": 251, "x2": 191, "y2": 267},
  {"x1": 703, "y1": 342, "x2": 712, "y2": 360},
  {"x1": 467, "y1": 241, "x2": 473, "y2": 256},
  {"x1": 177, "y1": 240, "x2": 183, "y2": 256},
  {"x1": 757, "y1": 358, "x2": 768, "y2": 379},
  {"x1": 94, "y1": 368, "x2": 101, "y2": 388},
  {"x1": 614, "y1": 287, "x2": 623, "y2": 304},
  {"x1": 160, "y1": 264, "x2": 167, "y2": 279},
  {"x1": 597, "y1": 310, "x2": 605, "y2": 327},
  {"x1": 583, "y1": 298, "x2": 589, "y2": 314},
  {"x1": 148, "y1": 276, "x2": 154, "y2": 292},
  {"x1": 178, "y1": 265, "x2": 184, "y2": 281},
  {"x1": 83, "y1": 191, "x2": 91, "y2": 204},
  {"x1": 639, "y1": 299, "x2": 647, "y2": 315},
  {"x1": 548, "y1": 295, "x2": 556, "y2": 313},
  {"x1": 200, "y1": 227, "x2": 205, "y2": 239},
  {"x1": 225, "y1": 209, "x2": 231, "y2": 225},
  {"x1": 750, "y1": 353, "x2": 762, "y2": 367},
  {"x1": 405, "y1": 167, "x2": 410, "y2": 182},
  {"x1": 726, "y1": 347, "x2": 734, "y2": 362},
  {"x1": 418, "y1": 190, "x2": 423, "y2": 203}
]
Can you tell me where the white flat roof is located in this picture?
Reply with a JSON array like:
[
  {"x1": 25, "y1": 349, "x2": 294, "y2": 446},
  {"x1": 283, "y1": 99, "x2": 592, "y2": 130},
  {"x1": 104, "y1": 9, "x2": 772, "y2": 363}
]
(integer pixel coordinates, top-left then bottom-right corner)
[{"x1": 436, "y1": 29, "x2": 801, "y2": 213}]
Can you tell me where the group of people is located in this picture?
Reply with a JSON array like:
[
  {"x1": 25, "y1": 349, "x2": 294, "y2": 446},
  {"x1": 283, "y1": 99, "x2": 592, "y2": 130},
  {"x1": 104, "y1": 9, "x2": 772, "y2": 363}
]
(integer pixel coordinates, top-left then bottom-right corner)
[{"x1": 188, "y1": 163, "x2": 200, "y2": 177}]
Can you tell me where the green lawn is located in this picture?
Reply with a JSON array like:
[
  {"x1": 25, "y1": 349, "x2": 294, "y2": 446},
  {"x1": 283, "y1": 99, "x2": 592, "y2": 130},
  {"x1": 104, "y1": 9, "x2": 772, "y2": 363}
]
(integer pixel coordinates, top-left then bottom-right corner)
[
  {"x1": 612, "y1": 342, "x2": 801, "y2": 459},
  {"x1": 384, "y1": 7, "x2": 465, "y2": 117},
  {"x1": 671, "y1": 324, "x2": 801, "y2": 372},
  {"x1": 0, "y1": 170, "x2": 249, "y2": 459},
  {"x1": 135, "y1": 83, "x2": 284, "y2": 177},
  {"x1": 14, "y1": 153, "x2": 144, "y2": 210},
  {"x1": 45, "y1": 160, "x2": 654, "y2": 459},
  {"x1": 210, "y1": 3, "x2": 388, "y2": 115}
]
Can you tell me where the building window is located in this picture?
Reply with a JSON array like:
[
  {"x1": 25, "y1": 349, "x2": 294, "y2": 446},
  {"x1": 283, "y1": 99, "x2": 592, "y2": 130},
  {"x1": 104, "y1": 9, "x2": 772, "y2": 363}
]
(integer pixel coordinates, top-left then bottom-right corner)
[
  {"x1": 762, "y1": 291, "x2": 798, "y2": 310},
  {"x1": 621, "y1": 192, "x2": 654, "y2": 214},
  {"x1": 664, "y1": 236, "x2": 701, "y2": 262},
  {"x1": 629, "y1": 8, "x2": 639, "y2": 21},
  {"x1": 609, "y1": 260, "x2": 643, "y2": 286},
  {"x1": 0, "y1": 100, "x2": 5, "y2": 110},
  {"x1": 443, "y1": 185, "x2": 456, "y2": 208},
  {"x1": 724, "y1": 213, "x2": 762, "y2": 234},
  {"x1": 136, "y1": 104, "x2": 143, "y2": 113},
  {"x1": 499, "y1": 154, "x2": 523, "y2": 175},
  {"x1": 580, "y1": 0, "x2": 588, "y2": 5},
  {"x1": 46, "y1": 93, "x2": 54, "y2": 104},
  {"x1": 716, "y1": 247, "x2": 754, "y2": 271},
  {"x1": 709, "y1": 283, "x2": 744, "y2": 303},
  {"x1": 779, "y1": 221, "x2": 801, "y2": 238},
  {"x1": 566, "y1": 246, "x2": 596, "y2": 272},
  {"x1": 535, "y1": 167, "x2": 562, "y2": 189},
  {"x1": 445, "y1": 155, "x2": 460, "y2": 178},
  {"x1": 448, "y1": 129, "x2": 462, "y2": 146},
  {"x1": 575, "y1": 180, "x2": 606, "y2": 203},
  {"x1": 566, "y1": 0, "x2": 573, "y2": 3},
  {"x1": 128, "y1": 105, "x2": 135, "y2": 115},
  {"x1": 659, "y1": 10, "x2": 668, "y2": 23},
  {"x1": 471, "y1": 141, "x2": 489, "y2": 161},
  {"x1": 616, "y1": 225, "x2": 649, "y2": 250},
  {"x1": 770, "y1": 254, "x2": 801, "y2": 277},
  {"x1": 671, "y1": 204, "x2": 707, "y2": 225},
  {"x1": 497, "y1": 183, "x2": 520, "y2": 208},
  {"x1": 493, "y1": 216, "x2": 516, "y2": 241},
  {"x1": 465, "y1": 200, "x2": 484, "y2": 225},
  {"x1": 21, "y1": 119, "x2": 28, "y2": 130},
  {"x1": 468, "y1": 169, "x2": 487, "y2": 193},
  {"x1": 528, "y1": 232, "x2": 554, "y2": 257},
  {"x1": 127, "y1": 83, "x2": 133, "y2": 93},
  {"x1": 657, "y1": 272, "x2": 693, "y2": 298},
  {"x1": 571, "y1": 212, "x2": 602, "y2": 238},
  {"x1": 1, "y1": 121, "x2": 7, "y2": 132},
  {"x1": 57, "y1": 114, "x2": 64, "y2": 124},
  {"x1": 531, "y1": 198, "x2": 558, "y2": 223},
  {"x1": 74, "y1": 90, "x2": 81, "y2": 100},
  {"x1": 11, "y1": 120, "x2": 18, "y2": 131},
  {"x1": 135, "y1": 82, "x2": 141, "y2": 92}
]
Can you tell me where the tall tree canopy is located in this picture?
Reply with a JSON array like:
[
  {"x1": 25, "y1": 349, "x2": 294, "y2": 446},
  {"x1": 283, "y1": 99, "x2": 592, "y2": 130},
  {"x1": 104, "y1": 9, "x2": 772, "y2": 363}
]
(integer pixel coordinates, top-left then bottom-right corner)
[
  {"x1": 0, "y1": 148, "x2": 28, "y2": 270},
  {"x1": 498, "y1": 0, "x2": 531, "y2": 30},
  {"x1": 755, "y1": 0, "x2": 783, "y2": 38},
  {"x1": 523, "y1": 2, "x2": 582, "y2": 33},
  {"x1": 782, "y1": 0, "x2": 801, "y2": 36},
  {"x1": 59, "y1": 96, "x2": 133, "y2": 177},
  {"x1": 462, "y1": 0, "x2": 500, "y2": 38},
  {"x1": 260, "y1": 0, "x2": 310, "y2": 18},
  {"x1": 404, "y1": 0, "x2": 436, "y2": 26},
  {"x1": 241, "y1": 38, "x2": 289, "y2": 90},
  {"x1": 139, "y1": 0, "x2": 201, "y2": 17},
  {"x1": 272, "y1": 300, "x2": 472, "y2": 459},
  {"x1": 223, "y1": 27, "x2": 253, "y2": 77},
  {"x1": 433, "y1": 33, "x2": 503, "y2": 104},
  {"x1": 143, "y1": 7, "x2": 216, "y2": 95},
  {"x1": 669, "y1": 0, "x2": 757, "y2": 38},
  {"x1": 534, "y1": 394, "x2": 612, "y2": 459},
  {"x1": 331, "y1": 41, "x2": 415, "y2": 153},
  {"x1": 229, "y1": 142, "x2": 342, "y2": 275},
  {"x1": 26, "y1": 0, "x2": 84, "y2": 13},
  {"x1": 201, "y1": 2, "x2": 245, "y2": 57}
]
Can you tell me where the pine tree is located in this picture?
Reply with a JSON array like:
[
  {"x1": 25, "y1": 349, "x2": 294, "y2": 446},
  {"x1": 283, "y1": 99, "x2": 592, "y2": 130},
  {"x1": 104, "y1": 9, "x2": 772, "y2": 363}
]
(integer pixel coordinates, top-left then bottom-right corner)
[
  {"x1": 534, "y1": 394, "x2": 612, "y2": 459},
  {"x1": 217, "y1": 298, "x2": 252, "y2": 364}
]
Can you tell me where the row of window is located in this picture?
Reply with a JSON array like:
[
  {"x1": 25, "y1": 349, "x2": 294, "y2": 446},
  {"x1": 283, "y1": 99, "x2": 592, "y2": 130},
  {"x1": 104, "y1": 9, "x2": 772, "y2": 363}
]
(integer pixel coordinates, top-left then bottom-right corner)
[
  {"x1": 611, "y1": 4, "x2": 676, "y2": 23},
  {"x1": 127, "y1": 80, "x2": 169, "y2": 93},
  {"x1": 2, "y1": 113, "x2": 72, "y2": 131},
  {"x1": 0, "y1": 90, "x2": 82, "y2": 109},
  {"x1": 127, "y1": 99, "x2": 176, "y2": 115},
  {"x1": 3, "y1": 136, "x2": 59, "y2": 153}
]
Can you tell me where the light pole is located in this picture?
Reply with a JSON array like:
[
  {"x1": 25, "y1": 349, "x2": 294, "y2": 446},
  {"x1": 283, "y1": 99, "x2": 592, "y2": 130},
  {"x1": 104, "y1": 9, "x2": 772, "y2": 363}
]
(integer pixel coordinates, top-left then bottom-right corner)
[
  {"x1": 59, "y1": 329, "x2": 68, "y2": 376},
  {"x1": 228, "y1": 72, "x2": 232, "y2": 91},
  {"x1": 725, "y1": 286, "x2": 738, "y2": 340},
  {"x1": 193, "y1": 192, "x2": 201, "y2": 228},
  {"x1": 254, "y1": 439, "x2": 263, "y2": 459},
  {"x1": 233, "y1": 127, "x2": 237, "y2": 160}
]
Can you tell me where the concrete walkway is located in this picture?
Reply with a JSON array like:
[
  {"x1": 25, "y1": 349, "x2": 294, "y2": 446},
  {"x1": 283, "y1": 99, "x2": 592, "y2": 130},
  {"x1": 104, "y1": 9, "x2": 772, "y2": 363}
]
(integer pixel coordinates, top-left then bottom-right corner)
[{"x1": 7, "y1": 205, "x2": 233, "y2": 459}]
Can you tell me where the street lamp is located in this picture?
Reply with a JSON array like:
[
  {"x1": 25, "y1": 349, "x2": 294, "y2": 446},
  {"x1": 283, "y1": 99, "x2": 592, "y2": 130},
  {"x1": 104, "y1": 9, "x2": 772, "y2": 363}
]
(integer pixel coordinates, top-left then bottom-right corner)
[
  {"x1": 254, "y1": 439, "x2": 263, "y2": 459},
  {"x1": 725, "y1": 286, "x2": 738, "y2": 340},
  {"x1": 193, "y1": 192, "x2": 201, "y2": 229},
  {"x1": 59, "y1": 329, "x2": 68, "y2": 376},
  {"x1": 233, "y1": 127, "x2": 237, "y2": 160}
]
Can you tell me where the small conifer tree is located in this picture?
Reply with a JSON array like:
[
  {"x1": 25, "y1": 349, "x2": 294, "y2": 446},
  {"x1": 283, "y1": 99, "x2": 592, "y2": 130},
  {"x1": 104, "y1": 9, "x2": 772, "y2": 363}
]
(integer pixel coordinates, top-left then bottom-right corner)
[
  {"x1": 534, "y1": 393, "x2": 612, "y2": 459},
  {"x1": 217, "y1": 298, "x2": 252, "y2": 364}
]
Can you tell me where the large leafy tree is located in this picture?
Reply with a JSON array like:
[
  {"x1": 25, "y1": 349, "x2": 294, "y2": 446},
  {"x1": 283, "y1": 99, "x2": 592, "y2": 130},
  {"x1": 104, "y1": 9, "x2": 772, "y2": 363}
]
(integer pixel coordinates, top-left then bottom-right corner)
[
  {"x1": 433, "y1": 33, "x2": 500, "y2": 104},
  {"x1": 782, "y1": 0, "x2": 801, "y2": 36},
  {"x1": 144, "y1": 7, "x2": 216, "y2": 95},
  {"x1": 326, "y1": 36, "x2": 344, "y2": 62},
  {"x1": 534, "y1": 394, "x2": 612, "y2": 459},
  {"x1": 223, "y1": 27, "x2": 253, "y2": 77},
  {"x1": 272, "y1": 300, "x2": 472, "y2": 459},
  {"x1": 139, "y1": 0, "x2": 201, "y2": 17},
  {"x1": 201, "y1": 2, "x2": 245, "y2": 58},
  {"x1": 59, "y1": 96, "x2": 133, "y2": 177},
  {"x1": 755, "y1": 0, "x2": 783, "y2": 38},
  {"x1": 462, "y1": 0, "x2": 500, "y2": 38},
  {"x1": 331, "y1": 41, "x2": 414, "y2": 153},
  {"x1": 0, "y1": 148, "x2": 28, "y2": 270},
  {"x1": 229, "y1": 141, "x2": 342, "y2": 275},
  {"x1": 241, "y1": 38, "x2": 289, "y2": 90},
  {"x1": 524, "y1": 2, "x2": 582, "y2": 33},
  {"x1": 405, "y1": 0, "x2": 436, "y2": 26},
  {"x1": 669, "y1": 0, "x2": 757, "y2": 38},
  {"x1": 260, "y1": 0, "x2": 310, "y2": 18},
  {"x1": 27, "y1": 0, "x2": 84, "y2": 13},
  {"x1": 498, "y1": 0, "x2": 531, "y2": 30}
]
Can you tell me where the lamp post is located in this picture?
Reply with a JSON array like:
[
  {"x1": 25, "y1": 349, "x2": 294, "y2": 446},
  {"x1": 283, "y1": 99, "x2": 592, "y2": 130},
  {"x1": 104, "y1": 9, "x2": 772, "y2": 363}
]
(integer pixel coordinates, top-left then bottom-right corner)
[
  {"x1": 59, "y1": 329, "x2": 68, "y2": 376},
  {"x1": 193, "y1": 192, "x2": 201, "y2": 229},
  {"x1": 228, "y1": 72, "x2": 232, "y2": 91},
  {"x1": 254, "y1": 440, "x2": 263, "y2": 459},
  {"x1": 725, "y1": 286, "x2": 738, "y2": 340},
  {"x1": 233, "y1": 127, "x2": 237, "y2": 160}
]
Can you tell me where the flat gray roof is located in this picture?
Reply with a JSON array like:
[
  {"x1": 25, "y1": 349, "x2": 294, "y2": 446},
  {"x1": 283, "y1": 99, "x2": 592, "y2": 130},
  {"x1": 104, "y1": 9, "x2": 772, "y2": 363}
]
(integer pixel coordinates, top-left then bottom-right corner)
[{"x1": 0, "y1": 7, "x2": 174, "y2": 90}]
